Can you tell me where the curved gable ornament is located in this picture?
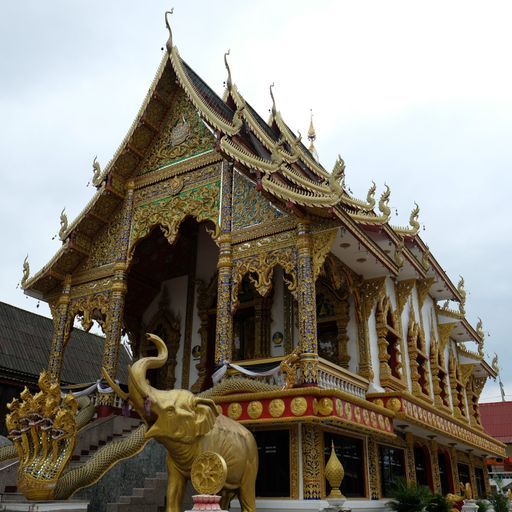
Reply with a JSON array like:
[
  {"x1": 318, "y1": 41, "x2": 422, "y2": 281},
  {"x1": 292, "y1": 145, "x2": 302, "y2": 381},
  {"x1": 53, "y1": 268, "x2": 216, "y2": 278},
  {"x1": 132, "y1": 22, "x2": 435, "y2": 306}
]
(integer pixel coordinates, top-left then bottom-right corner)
[{"x1": 129, "y1": 181, "x2": 221, "y2": 254}]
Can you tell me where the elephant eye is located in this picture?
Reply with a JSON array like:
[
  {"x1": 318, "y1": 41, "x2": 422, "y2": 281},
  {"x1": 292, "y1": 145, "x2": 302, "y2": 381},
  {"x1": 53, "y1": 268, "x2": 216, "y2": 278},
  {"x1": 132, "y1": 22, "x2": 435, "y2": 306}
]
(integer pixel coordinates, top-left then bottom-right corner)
[{"x1": 167, "y1": 405, "x2": 175, "y2": 414}]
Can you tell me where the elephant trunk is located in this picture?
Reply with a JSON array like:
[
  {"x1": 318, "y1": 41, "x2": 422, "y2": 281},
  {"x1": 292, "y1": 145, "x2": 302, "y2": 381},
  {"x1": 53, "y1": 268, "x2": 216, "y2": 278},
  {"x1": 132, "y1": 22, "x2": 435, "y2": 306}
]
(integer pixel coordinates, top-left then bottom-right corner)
[{"x1": 128, "y1": 333, "x2": 168, "y2": 419}]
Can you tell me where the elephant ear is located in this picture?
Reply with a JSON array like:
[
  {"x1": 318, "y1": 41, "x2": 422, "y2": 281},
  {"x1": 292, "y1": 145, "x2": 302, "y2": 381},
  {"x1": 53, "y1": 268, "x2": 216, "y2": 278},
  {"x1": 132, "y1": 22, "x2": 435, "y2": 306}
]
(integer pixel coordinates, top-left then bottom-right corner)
[{"x1": 194, "y1": 398, "x2": 219, "y2": 436}]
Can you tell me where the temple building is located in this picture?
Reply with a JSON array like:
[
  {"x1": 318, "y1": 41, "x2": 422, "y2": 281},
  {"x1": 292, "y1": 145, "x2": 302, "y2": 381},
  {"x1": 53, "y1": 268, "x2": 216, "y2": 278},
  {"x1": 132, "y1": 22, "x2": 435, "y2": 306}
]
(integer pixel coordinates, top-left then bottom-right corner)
[{"x1": 16, "y1": 18, "x2": 504, "y2": 511}]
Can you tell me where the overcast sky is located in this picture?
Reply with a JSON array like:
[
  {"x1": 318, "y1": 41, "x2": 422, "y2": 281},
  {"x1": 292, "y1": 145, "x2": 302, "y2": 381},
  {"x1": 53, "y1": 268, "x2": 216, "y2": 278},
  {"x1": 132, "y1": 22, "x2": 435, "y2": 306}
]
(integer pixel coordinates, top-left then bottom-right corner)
[{"x1": 1, "y1": 1, "x2": 510, "y2": 401}]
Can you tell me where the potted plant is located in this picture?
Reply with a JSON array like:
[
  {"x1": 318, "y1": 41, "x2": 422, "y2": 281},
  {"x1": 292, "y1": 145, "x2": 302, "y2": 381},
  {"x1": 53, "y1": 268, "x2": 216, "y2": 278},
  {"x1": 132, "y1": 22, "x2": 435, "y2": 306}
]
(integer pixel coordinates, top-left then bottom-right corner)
[
  {"x1": 387, "y1": 479, "x2": 432, "y2": 512},
  {"x1": 489, "y1": 493, "x2": 509, "y2": 512}
]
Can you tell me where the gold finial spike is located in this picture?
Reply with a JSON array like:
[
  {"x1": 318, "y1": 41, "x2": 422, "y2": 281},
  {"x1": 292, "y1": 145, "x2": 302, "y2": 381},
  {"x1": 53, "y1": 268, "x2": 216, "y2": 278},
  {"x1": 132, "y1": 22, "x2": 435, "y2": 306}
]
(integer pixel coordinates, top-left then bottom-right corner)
[
  {"x1": 307, "y1": 110, "x2": 319, "y2": 161},
  {"x1": 164, "y1": 9, "x2": 174, "y2": 54},
  {"x1": 224, "y1": 49, "x2": 232, "y2": 90},
  {"x1": 21, "y1": 255, "x2": 30, "y2": 289},
  {"x1": 269, "y1": 83, "x2": 277, "y2": 116},
  {"x1": 325, "y1": 441, "x2": 345, "y2": 499}
]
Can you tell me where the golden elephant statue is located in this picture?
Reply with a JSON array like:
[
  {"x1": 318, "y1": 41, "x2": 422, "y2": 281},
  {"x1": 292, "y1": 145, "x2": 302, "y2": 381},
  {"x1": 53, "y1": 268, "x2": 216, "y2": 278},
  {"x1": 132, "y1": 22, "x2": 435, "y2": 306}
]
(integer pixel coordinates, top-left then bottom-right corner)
[{"x1": 104, "y1": 333, "x2": 258, "y2": 512}]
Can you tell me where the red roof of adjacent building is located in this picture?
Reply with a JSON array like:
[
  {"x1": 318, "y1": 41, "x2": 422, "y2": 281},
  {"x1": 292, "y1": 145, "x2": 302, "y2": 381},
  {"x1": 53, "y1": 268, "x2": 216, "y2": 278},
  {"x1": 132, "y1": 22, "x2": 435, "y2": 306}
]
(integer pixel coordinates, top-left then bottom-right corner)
[{"x1": 480, "y1": 401, "x2": 512, "y2": 443}]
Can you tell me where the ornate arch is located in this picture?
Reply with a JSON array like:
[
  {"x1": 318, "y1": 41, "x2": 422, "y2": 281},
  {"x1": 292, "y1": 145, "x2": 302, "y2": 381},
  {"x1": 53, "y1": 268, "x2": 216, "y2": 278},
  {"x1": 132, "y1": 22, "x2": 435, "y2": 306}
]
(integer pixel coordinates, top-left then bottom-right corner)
[
  {"x1": 231, "y1": 246, "x2": 297, "y2": 313},
  {"x1": 407, "y1": 308, "x2": 431, "y2": 399},
  {"x1": 129, "y1": 181, "x2": 221, "y2": 255},
  {"x1": 376, "y1": 295, "x2": 405, "y2": 389}
]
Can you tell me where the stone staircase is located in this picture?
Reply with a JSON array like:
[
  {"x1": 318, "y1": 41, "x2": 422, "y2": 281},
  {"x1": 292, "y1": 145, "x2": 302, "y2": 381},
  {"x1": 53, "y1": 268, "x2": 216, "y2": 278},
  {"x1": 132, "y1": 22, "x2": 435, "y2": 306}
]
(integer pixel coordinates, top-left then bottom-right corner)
[{"x1": 105, "y1": 471, "x2": 167, "y2": 512}]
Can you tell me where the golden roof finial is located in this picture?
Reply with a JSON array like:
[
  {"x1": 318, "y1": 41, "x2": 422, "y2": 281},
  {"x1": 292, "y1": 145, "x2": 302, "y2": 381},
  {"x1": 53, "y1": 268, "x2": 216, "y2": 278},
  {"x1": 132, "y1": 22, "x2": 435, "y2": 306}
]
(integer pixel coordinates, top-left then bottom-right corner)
[
  {"x1": 308, "y1": 110, "x2": 319, "y2": 161},
  {"x1": 409, "y1": 202, "x2": 420, "y2": 234},
  {"x1": 21, "y1": 255, "x2": 30, "y2": 289},
  {"x1": 224, "y1": 49, "x2": 232, "y2": 91},
  {"x1": 59, "y1": 208, "x2": 68, "y2": 241},
  {"x1": 164, "y1": 9, "x2": 174, "y2": 54},
  {"x1": 269, "y1": 83, "x2": 277, "y2": 117},
  {"x1": 308, "y1": 109, "x2": 316, "y2": 142},
  {"x1": 457, "y1": 275, "x2": 466, "y2": 315}
]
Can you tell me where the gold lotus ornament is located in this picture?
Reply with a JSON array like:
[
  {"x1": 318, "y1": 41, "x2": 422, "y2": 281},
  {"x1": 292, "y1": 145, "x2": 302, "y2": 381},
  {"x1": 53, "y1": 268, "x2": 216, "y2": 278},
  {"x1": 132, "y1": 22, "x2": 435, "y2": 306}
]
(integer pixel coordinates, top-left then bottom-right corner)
[{"x1": 325, "y1": 442, "x2": 345, "y2": 500}]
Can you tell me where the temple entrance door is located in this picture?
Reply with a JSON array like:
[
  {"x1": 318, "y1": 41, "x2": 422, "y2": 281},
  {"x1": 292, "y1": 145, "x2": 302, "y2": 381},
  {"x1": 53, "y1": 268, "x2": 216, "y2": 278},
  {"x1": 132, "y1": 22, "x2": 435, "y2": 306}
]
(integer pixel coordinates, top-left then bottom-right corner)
[{"x1": 124, "y1": 218, "x2": 218, "y2": 390}]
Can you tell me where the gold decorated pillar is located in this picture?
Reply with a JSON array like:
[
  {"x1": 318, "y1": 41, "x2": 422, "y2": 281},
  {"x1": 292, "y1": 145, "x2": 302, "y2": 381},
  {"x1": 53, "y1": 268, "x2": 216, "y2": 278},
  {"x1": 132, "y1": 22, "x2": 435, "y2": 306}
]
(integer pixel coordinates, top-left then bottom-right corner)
[
  {"x1": 296, "y1": 222, "x2": 319, "y2": 384},
  {"x1": 405, "y1": 432, "x2": 417, "y2": 484},
  {"x1": 48, "y1": 274, "x2": 72, "y2": 381},
  {"x1": 100, "y1": 181, "x2": 135, "y2": 400},
  {"x1": 468, "y1": 454, "x2": 477, "y2": 499},
  {"x1": 215, "y1": 162, "x2": 234, "y2": 364},
  {"x1": 429, "y1": 439, "x2": 441, "y2": 493},
  {"x1": 301, "y1": 424, "x2": 324, "y2": 499},
  {"x1": 482, "y1": 462, "x2": 491, "y2": 496},
  {"x1": 367, "y1": 436, "x2": 381, "y2": 499},
  {"x1": 449, "y1": 446, "x2": 460, "y2": 491}
]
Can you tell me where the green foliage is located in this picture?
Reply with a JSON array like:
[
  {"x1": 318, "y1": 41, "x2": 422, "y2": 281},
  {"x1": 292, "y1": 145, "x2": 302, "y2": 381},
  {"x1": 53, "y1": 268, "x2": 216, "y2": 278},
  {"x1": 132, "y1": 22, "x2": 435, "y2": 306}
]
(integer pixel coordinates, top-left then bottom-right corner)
[
  {"x1": 475, "y1": 500, "x2": 490, "y2": 512},
  {"x1": 387, "y1": 479, "x2": 432, "y2": 512},
  {"x1": 489, "y1": 493, "x2": 509, "y2": 512},
  {"x1": 426, "y1": 494, "x2": 452, "y2": 512}
]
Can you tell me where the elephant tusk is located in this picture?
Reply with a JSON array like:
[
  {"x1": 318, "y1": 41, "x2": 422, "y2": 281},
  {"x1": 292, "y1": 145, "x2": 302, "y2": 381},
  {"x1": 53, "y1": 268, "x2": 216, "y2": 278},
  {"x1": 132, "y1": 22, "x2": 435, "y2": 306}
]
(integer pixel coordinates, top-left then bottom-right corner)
[{"x1": 101, "y1": 367, "x2": 129, "y2": 401}]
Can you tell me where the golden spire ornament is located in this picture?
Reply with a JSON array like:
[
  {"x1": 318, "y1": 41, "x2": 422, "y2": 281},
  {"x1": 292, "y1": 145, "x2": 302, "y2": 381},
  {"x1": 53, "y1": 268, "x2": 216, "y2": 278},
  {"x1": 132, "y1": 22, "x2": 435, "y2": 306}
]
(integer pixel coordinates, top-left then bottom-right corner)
[
  {"x1": 325, "y1": 441, "x2": 345, "y2": 499},
  {"x1": 307, "y1": 110, "x2": 319, "y2": 161}
]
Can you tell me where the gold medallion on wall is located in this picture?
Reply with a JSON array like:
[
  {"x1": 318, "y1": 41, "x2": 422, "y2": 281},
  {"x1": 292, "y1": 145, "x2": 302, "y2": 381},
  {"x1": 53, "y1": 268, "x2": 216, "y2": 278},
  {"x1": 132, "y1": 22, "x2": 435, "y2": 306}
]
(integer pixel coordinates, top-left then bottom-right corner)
[
  {"x1": 269, "y1": 399, "x2": 285, "y2": 418},
  {"x1": 291, "y1": 397, "x2": 308, "y2": 416},
  {"x1": 247, "y1": 401, "x2": 263, "y2": 419},
  {"x1": 228, "y1": 402, "x2": 242, "y2": 420}
]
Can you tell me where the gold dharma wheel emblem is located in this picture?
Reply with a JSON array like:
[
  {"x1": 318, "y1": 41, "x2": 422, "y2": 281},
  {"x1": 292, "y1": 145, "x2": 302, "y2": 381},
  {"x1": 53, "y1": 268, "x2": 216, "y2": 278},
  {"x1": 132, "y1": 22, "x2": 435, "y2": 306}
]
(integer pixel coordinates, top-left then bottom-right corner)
[
  {"x1": 191, "y1": 451, "x2": 228, "y2": 495},
  {"x1": 291, "y1": 397, "x2": 308, "y2": 416}
]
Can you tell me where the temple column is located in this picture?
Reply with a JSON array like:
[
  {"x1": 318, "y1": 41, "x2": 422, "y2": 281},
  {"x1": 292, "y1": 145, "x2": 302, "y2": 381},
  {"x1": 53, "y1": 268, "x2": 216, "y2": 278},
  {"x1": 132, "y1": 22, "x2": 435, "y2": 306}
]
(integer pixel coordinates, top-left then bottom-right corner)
[
  {"x1": 301, "y1": 424, "x2": 324, "y2": 499},
  {"x1": 367, "y1": 437, "x2": 381, "y2": 499},
  {"x1": 469, "y1": 454, "x2": 477, "y2": 498},
  {"x1": 48, "y1": 274, "x2": 72, "y2": 381},
  {"x1": 429, "y1": 440, "x2": 442, "y2": 493},
  {"x1": 482, "y1": 462, "x2": 492, "y2": 496},
  {"x1": 449, "y1": 446, "x2": 460, "y2": 491},
  {"x1": 99, "y1": 181, "x2": 134, "y2": 406},
  {"x1": 405, "y1": 432, "x2": 417, "y2": 484},
  {"x1": 296, "y1": 222, "x2": 319, "y2": 384},
  {"x1": 215, "y1": 162, "x2": 233, "y2": 364}
]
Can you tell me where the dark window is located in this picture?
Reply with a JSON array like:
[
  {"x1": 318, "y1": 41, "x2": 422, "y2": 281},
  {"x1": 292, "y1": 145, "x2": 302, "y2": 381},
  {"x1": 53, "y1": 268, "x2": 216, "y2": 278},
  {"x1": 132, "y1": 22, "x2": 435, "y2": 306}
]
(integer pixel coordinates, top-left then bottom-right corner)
[
  {"x1": 458, "y1": 463, "x2": 470, "y2": 488},
  {"x1": 324, "y1": 433, "x2": 366, "y2": 498},
  {"x1": 475, "y1": 467, "x2": 485, "y2": 498},
  {"x1": 253, "y1": 430, "x2": 290, "y2": 497},
  {"x1": 379, "y1": 445, "x2": 405, "y2": 497},
  {"x1": 414, "y1": 445, "x2": 432, "y2": 490},
  {"x1": 438, "y1": 451, "x2": 453, "y2": 495}
]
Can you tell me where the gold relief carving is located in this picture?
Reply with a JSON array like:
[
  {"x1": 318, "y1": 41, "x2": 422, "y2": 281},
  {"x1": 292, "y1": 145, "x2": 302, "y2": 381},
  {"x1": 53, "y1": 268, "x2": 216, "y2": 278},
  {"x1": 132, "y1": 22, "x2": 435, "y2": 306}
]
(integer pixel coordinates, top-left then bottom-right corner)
[
  {"x1": 290, "y1": 427, "x2": 300, "y2": 499},
  {"x1": 67, "y1": 291, "x2": 110, "y2": 334},
  {"x1": 233, "y1": 229, "x2": 296, "y2": 258},
  {"x1": 368, "y1": 436, "x2": 381, "y2": 499},
  {"x1": 373, "y1": 398, "x2": 384, "y2": 408},
  {"x1": 227, "y1": 402, "x2": 242, "y2": 420},
  {"x1": 231, "y1": 246, "x2": 297, "y2": 313},
  {"x1": 69, "y1": 278, "x2": 114, "y2": 298},
  {"x1": 191, "y1": 451, "x2": 227, "y2": 495},
  {"x1": 291, "y1": 397, "x2": 308, "y2": 416},
  {"x1": 459, "y1": 364, "x2": 475, "y2": 387},
  {"x1": 395, "y1": 279, "x2": 416, "y2": 316},
  {"x1": 376, "y1": 295, "x2": 404, "y2": 384},
  {"x1": 231, "y1": 216, "x2": 297, "y2": 245},
  {"x1": 335, "y1": 398, "x2": 343, "y2": 416},
  {"x1": 314, "y1": 397, "x2": 334, "y2": 416},
  {"x1": 247, "y1": 401, "x2": 263, "y2": 419},
  {"x1": 302, "y1": 424, "x2": 323, "y2": 499},
  {"x1": 405, "y1": 432, "x2": 417, "y2": 483},
  {"x1": 130, "y1": 180, "x2": 221, "y2": 251},
  {"x1": 269, "y1": 399, "x2": 285, "y2": 418},
  {"x1": 232, "y1": 169, "x2": 286, "y2": 230},
  {"x1": 311, "y1": 229, "x2": 337, "y2": 282},
  {"x1": 139, "y1": 88, "x2": 215, "y2": 175},
  {"x1": 438, "y1": 322, "x2": 456, "y2": 352},
  {"x1": 387, "y1": 397, "x2": 402, "y2": 412},
  {"x1": 416, "y1": 278, "x2": 435, "y2": 310},
  {"x1": 134, "y1": 161, "x2": 221, "y2": 203},
  {"x1": 79, "y1": 207, "x2": 124, "y2": 271}
]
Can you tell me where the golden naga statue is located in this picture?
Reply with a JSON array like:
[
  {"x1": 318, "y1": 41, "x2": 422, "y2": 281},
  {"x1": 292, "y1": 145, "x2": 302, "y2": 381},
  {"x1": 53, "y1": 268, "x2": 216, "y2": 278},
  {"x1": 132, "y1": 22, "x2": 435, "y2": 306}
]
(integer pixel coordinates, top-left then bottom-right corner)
[
  {"x1": 6, "y1": 371, "x2": 78, "y2": 500},
  {"x1": 103, "y1": 333, "x2": 258, "y2": 512}
]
